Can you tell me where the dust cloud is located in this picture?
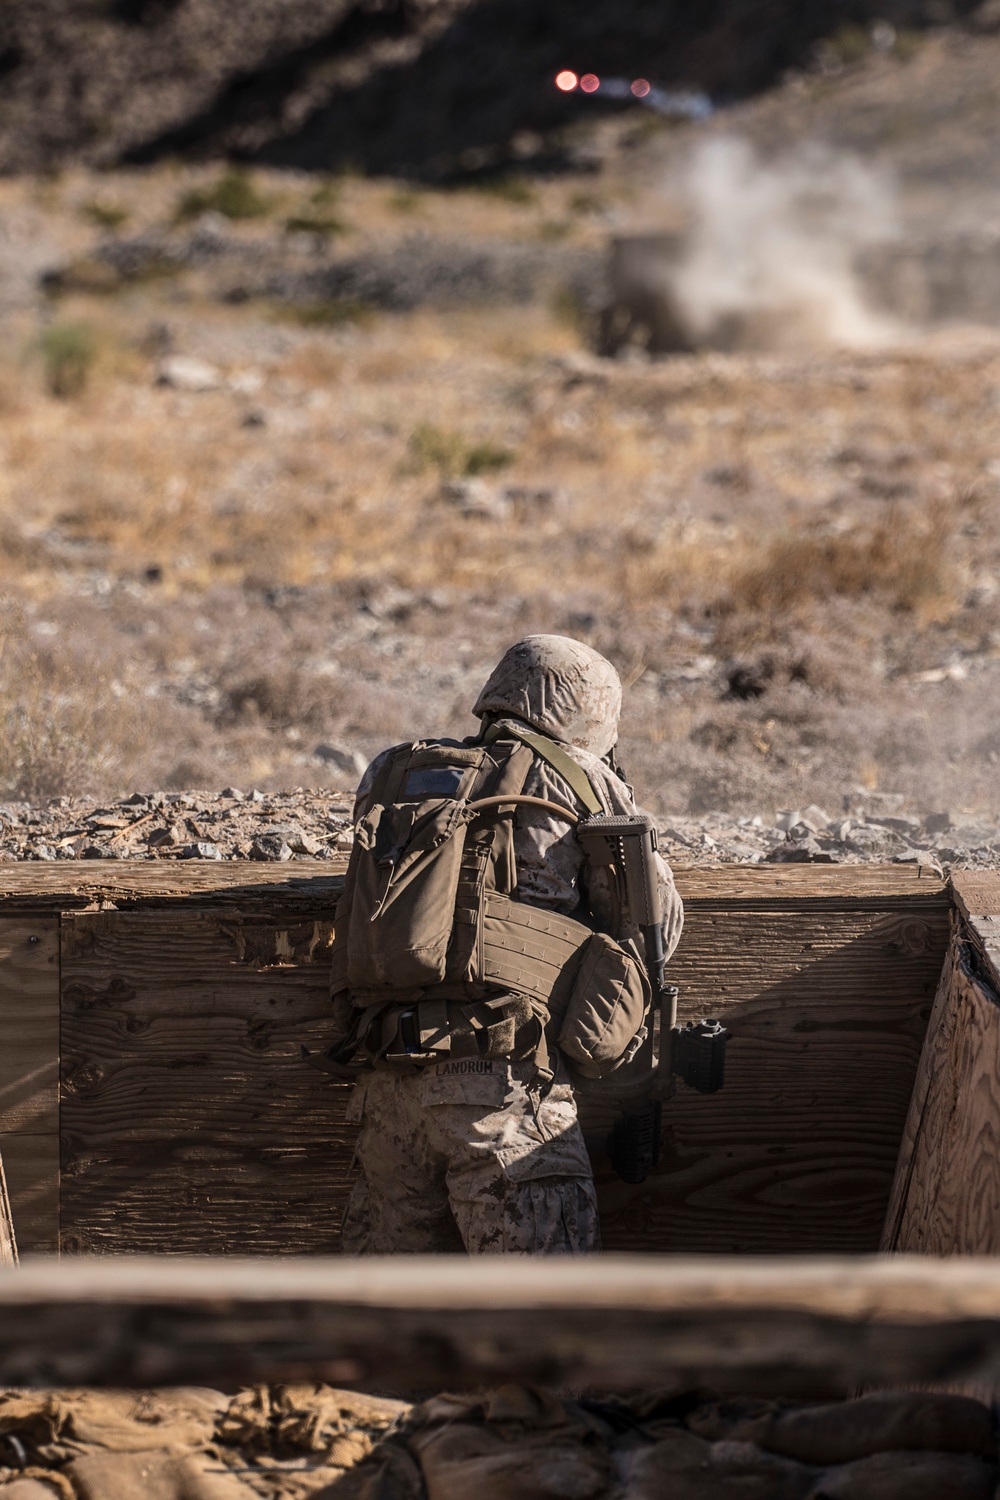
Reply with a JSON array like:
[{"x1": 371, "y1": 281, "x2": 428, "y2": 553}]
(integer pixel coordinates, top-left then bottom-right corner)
[{"x1": 668, "y1": 136, "x2": 898, "y2": 351}]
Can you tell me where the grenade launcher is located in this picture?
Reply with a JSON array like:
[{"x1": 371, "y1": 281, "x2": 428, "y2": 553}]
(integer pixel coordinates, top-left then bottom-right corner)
[{"x1": 576, "y1": 813, "x2": 728, "y2": 1184}]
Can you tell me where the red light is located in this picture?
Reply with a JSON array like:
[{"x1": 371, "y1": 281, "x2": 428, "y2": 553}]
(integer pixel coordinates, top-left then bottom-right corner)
[
  {"x1": 555, "y1": 70, "x2": 578, "y2": 92},
  {"x1": 580, "y1": 74, "x2": 600, "y2": 93},
  {"x1": 631, "y1": 78, "x2": 651, "y2": 98}
]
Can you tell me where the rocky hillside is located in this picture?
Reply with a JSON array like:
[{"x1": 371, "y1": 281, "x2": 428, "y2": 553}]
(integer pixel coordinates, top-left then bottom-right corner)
[{"x1": 0, "y1": 0, "x2": 984, "y2": 177}]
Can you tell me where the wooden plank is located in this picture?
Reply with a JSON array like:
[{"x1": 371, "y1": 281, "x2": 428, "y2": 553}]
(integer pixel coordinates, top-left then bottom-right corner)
[
  {"x1": 673, "y1": 863, "x2": 948, "y2": 909},
  {"x1": 0, "y1": 1152, "x2": 15, "y2": 1264},
  {"x1": 950, "y1": 870, "x2": 1000, "y2": 920},
  {"x1": 0, "y1": 918, "x2": 59, "y2": 1133},
  {"x1": 2, "y1": 1134, "x2": 59, "y2": 1253},
  {"x1": 0, "y1": 919, "x2": 60, "y2": 1256},
  {"x1": 7, "y1": 1254, "x2": 1000, "y2": 1394},
  {"x1": 880, "y1": 928, "x2": 957, "y2": 1251},
  {"x1": 0, "y1": 862, "x2": 346, "y2": 912},
  {"x1": 0, "y1": 860, "x2": 945, "y2": 912},
  {"x1": 54, "y1": 881, "x2": 951, "y2": 1257},
  {"x1": 884, "y1": 932, "x2": 1000, "y2": 1255},
  {"x1": 60, "y1": 910, "x2": 351, "y2": 1254},
  {"x1": 949, "y1": 872, "x2": 1000, "y2": 991},
  {"x1": 585, "y1": 906, "x2": 949, "y2": 1253}
]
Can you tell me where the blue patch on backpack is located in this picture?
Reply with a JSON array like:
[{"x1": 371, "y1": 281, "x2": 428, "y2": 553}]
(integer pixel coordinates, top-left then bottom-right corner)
[{"x1": 403, "y1": 766, "x2": 466, "y2": 799}]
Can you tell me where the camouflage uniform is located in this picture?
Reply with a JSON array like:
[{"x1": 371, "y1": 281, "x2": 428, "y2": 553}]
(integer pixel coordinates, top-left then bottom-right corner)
[
  {"x1": 341, "y1": 1059, "x2": 597, "y2": 1254},
  {"x1": 340, "y1": 636, "x2": 683, "y2": 1256}
]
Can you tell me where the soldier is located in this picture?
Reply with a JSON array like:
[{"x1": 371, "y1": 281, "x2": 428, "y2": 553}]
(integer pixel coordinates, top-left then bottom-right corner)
[{"x1": 327, "y1": 635, "x2": 683, "y2": 1255}]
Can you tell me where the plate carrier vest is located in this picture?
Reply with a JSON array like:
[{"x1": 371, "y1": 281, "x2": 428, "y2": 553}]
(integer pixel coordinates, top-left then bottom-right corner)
[{"x1": 324, "y1": 725, "x2": 651, "y2": 1079}]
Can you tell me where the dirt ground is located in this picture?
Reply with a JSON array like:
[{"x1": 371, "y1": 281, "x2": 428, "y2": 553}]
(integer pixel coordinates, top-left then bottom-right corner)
[
  {"x1": 0, "y1": 29, "x2": 998, "y2": 835},
  {"x1": 1, "y1": 1383, "x2": 997, "y2": 1500}
]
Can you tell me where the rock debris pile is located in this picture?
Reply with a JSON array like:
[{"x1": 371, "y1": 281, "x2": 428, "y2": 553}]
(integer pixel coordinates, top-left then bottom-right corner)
[
  {"x1": 0, "y1": 787, "x2": 995, "y2": 870},
  {"x1": 659, "y1": 791, "x2": 1000, "y2": 871},
  {"x1": 0, "y1": 1384, "x2": 996, "y2": 1499},
  {"x1": 0, "y1": 790, "x2": 355, "y2": 865}
]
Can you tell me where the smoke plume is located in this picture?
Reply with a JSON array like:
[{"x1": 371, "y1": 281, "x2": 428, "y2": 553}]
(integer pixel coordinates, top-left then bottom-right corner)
[{"x1": 669, "y1": 137, "x2": 897, "y2": 351}]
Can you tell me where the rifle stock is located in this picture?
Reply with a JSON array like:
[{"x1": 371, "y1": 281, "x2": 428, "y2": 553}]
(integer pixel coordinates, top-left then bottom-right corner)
[{"x1": 577, "y1": 814, "x2": 728, "y2": 1183}]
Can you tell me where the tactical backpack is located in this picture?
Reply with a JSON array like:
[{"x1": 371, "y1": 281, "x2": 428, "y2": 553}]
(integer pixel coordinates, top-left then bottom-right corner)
[{"x1": 323, "y1": 726, "x2": 651, "y2": 1080}]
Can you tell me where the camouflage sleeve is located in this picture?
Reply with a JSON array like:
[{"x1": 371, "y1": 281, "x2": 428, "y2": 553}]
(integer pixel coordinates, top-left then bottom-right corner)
[
  {"x1": 510, "y1": 757, "x2": 586, "y2": 915},
  {"x1": 511, "y1": 749, "x2": 684, "y2": 958}
]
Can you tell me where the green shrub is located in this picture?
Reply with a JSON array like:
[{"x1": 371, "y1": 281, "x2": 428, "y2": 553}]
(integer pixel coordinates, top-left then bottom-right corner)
[
  {"x1": 406, "y1": 424, "x2": 515, "y2": 479},
  {"x1": 893, "y1": 29, "x2": 924, "y2": 60},
  {"x1": 463, "y1": 441, "x2": 514, "y2": 476},
  {"x1": 389, "y1": 188, "x2": 423, "y2": 213},
  {"x1": 825, "y1": 24, "x2": 871, "y2": 65},
  {"x1": 569, "y1": 191, "x2": 606, "y2": 216},
  {"x1": 277, "y1": 298, "x2": 373, "y2": 327},
  {"x1": 82, "y1": 200, "x2": 129, "y2": 230},
  {"x1": 551, "y1": 285, "x2": 586, "y2": 335},
  {"x1": 471, "y1": 174, "x2": 537, "y2": 205},
  {"x1": 176, "y1": 170, "x2": 271, "y2": 222},
  {"x1": 41, "y1": 323, "x2": 98, "y2": 398},
  {"x1": 284, "y1": 213, "x2": 346, "y2": 238}
]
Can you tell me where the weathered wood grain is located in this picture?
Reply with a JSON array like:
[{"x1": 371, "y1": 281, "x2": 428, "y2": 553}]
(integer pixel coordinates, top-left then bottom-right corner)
[
  {"x1": 50, "y1": 870, "x2": 952, "y2": 1257},
  {"x1": 60, "y1": 910, "x2": 351, "y2": 1254},
  {"x1": 6, "y1": 1254, "x2": 1000, "y2": 1394},
  {"x1": 584, "y1": 906, "x2": 949, "y2": 1253},
  {"x1": 0, "y1": 919, "x2": 59, "y2": 1133},
  {"x1": 880, "y1": 931, "x2": 956, "y2": 1252},
  {"x1": 0, "y1": 862, "x2": 346, "y2": 912},
  {"x1": 950, "y1": 871, "x2": 1000, "y2": 920},
  {"x1": 2, "y1": 1134, "x2": 59, "y2": 1253},
  {"x1": 0, "y1": 919, "x2": 60, "y2": 1254},
  {"x1": 674, "y1": 863, "x2": 947, "y2": 909},
  {"x1": 0, "y1": 1152, "x2": 15, "y2": 1264},
  {"x1": 0, "y1": 860, "x2": 946, "y2": 912},
  {"x1": 884, "y1": 930, "x2": 1000, "y2": 1255},
  {"x1": 949, "y1": 872, "x2": 1000, "y2": 992}
]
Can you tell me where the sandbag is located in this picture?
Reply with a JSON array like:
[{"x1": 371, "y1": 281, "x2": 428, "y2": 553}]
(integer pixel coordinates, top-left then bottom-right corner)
[
  {"x1": 684, "y1": 1396, "x2": 784, "y2": 1445},
  {"x1": 806, "y1": 1448, "x2": 997, "y2": 1500},
  {"x1": 65, "y1": 1449, "x2": 257, "y2": 1500},
  {"x1": 215, "y1": 1383, "x2": 406, "y2": 1462},
  {"x1": 312, "y1": 1445, "x2": 425, "y2": 1500},
  {"x1": 0, "y1": 1476, "x2": 73, "y2": 1499},
  {"x1": 347, "y1": 1385, "x2": 613, "y2": 1500},
  {"x1": 623, "y1": 1432, "x2": 815, "y2": 1500},
  {"x1": 0, "y1": 1389, "x2": 226, "y2": 1466},
  {"x1": 766, "y1": 1392, "x2": 997, "y2": 1465},
  {"x1": 413, "y1": 1427, "x2": 611, "y2": 1500}
]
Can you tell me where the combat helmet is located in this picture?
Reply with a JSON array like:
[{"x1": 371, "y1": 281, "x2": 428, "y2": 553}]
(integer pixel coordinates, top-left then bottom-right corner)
[{"x1": 472, "y1": 634, "x2": 622, "y2": 759}]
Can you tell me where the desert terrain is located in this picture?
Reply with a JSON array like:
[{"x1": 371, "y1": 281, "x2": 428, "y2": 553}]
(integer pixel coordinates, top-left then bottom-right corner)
[{"x1": 0, "y1": 19, "x2": 997, "y2": 865}]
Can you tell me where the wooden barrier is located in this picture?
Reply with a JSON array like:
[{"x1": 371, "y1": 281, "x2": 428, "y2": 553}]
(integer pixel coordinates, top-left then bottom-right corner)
[
  {"x1": 0, "y1": 862, "x2": 954, "y2": 1257},
  {"x1": 883, "y1": 872, "x2": 1000, "y2": 1254},
  {"x1": 2, "y1": 1253, "x2": 1000, "y2": 1395}
]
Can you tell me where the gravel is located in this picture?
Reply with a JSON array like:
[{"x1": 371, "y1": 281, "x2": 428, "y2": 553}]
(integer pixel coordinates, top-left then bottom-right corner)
[
  {"x1": 0, "y1": 788, "x2": 355, "y2": 864},
  {"x1": 0, "y1": 788, "x2": 994, "y2": 870}
]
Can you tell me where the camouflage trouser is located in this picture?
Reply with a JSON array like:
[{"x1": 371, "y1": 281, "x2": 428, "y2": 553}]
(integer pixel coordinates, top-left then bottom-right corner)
[{"x1": 340, "y1": 1057, "x2": 601, "y2": 1255}]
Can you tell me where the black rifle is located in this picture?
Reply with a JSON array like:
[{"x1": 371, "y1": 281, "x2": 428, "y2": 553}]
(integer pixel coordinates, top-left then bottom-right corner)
[{"x1": 576, "y1": 813, "x2": 728, "y2": 1184}]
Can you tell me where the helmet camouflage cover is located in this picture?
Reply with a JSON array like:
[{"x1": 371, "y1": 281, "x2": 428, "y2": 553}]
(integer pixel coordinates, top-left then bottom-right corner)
[{"x1": 472, "y1": 634, "x2": 622, "y2": 758}]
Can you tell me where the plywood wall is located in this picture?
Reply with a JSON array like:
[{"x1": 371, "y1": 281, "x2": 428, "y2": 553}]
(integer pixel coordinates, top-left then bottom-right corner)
[
  {"x1": 0, "y1": 863, "x2": 952, "y2": 1256},
  {"x1": 883, "y1": 873, "x2": 1000, "y2": 1255}
]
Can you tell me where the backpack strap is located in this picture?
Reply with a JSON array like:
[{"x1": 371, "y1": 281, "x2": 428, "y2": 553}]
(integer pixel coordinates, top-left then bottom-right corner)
[{"x1": 485, "y1": 723, "x2": 603, "y2": 816}]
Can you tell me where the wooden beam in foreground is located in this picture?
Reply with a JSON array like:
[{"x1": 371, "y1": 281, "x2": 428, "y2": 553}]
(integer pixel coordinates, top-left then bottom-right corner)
[{"x1": 5, "y1": 1255, "x2": 1000, "y2": 1395}]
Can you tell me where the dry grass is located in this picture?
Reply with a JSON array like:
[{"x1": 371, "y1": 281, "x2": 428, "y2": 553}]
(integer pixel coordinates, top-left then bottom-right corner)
[
  {"x1": 0, "y1": 608, "x2": 149, "y2": 799},
  {"x1": 0, "y1": 163, "x2": 997, "y2": 810},
  {"x1": 721, "y1": 502, "x2": 955, "y2": 618}
]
